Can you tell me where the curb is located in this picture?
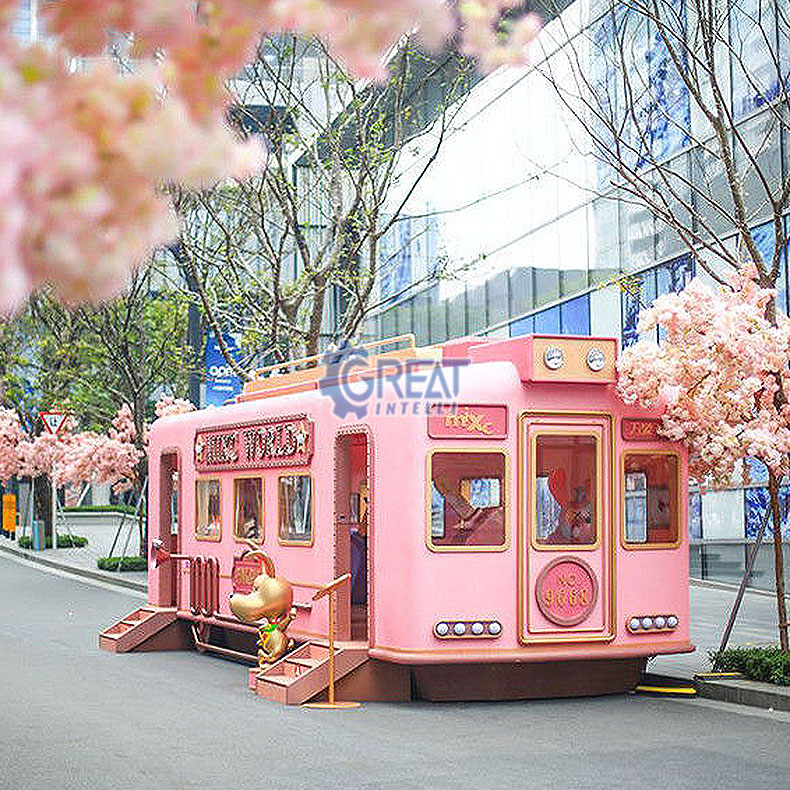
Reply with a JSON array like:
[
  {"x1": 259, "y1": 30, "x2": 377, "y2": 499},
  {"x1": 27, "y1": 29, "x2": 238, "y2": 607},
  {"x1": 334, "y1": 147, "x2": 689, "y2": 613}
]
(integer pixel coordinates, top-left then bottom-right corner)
[
  {"x1": 0, "y1": 542, "x2": 147, "y2": 593},
  {"x1": 643, "y1": 672, "x2": 790, "y2": 713}
]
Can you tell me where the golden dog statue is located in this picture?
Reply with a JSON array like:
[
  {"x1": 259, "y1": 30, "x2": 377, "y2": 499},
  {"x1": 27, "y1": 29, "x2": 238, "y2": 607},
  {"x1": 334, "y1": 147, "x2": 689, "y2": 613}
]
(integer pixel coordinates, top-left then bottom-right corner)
[{"x1": 229, "y1": 545, "x2": 296, "y2": 670}]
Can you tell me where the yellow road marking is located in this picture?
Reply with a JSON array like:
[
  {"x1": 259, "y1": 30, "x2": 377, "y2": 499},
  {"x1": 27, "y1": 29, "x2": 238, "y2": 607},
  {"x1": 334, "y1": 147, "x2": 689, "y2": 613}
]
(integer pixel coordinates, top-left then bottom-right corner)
[{"x1": 635, "y1": 685, "x2": 697, "y2": 696}]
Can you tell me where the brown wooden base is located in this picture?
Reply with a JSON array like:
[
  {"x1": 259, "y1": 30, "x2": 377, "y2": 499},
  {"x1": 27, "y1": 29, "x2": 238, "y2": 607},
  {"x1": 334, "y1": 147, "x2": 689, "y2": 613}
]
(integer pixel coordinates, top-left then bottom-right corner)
[
  {"x1": 112, "y1": 620, "x2": 646, "y2": 703},
  {"x1": 132, "y1": 619, "x2": 194, "y2": 652},
  {"x1": 309, "y1": 659, "x2": 412, "y2": 703},
  {"x1": 410, "y1": 657, "x2": 647, "y2": 702}
]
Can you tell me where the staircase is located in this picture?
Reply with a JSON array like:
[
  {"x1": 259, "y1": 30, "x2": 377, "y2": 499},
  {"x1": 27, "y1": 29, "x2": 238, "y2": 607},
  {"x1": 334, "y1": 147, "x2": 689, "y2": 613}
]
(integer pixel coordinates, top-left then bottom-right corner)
[
  {"x1": 99, "y1": 606, "x2": 177, "y2": 653},
  {"x1": 253, "y1": 640, "x2": 368, "y2": 705}
]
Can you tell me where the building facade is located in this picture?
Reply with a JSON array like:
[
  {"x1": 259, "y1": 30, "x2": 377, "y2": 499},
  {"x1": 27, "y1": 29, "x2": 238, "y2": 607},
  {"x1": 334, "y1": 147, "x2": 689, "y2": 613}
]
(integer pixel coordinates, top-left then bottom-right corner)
[{"x1": 363, "y1": 0, "x2": 790, "y2": 588}]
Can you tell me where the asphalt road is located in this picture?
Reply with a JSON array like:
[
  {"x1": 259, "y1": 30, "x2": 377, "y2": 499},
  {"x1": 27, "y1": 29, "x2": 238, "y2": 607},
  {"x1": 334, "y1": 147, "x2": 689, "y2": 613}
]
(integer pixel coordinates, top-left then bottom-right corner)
[{"x1": 1, "y1": 554, "x2": 789, "y2": 790}]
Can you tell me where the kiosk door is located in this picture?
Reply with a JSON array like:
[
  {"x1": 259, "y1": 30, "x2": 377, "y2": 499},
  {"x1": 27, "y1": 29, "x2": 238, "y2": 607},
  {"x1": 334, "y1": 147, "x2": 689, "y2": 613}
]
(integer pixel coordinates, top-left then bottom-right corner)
[
  {"x1": 156, "y1": 451, "x2": 180, "y2": 608},
  {"x1": 334, "y1": 432, "x2": 370, "y2": 642},
  {"x1": 519, "y1": 412, "x2": 614, "y2": 644}
]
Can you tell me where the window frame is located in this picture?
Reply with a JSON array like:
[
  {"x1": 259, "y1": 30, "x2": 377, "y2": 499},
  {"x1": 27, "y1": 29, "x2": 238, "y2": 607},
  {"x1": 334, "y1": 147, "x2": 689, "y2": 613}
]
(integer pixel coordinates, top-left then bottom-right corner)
[
  {"x1": 425, "y1": 447, "x2": 510, "y2": 553},
  {"x1": 620, "y1": 449, "x2": 682, "y2": 550},
  {"x1": 530, "y1": 428, "x2": 603, "y2": 552},
  {"x1": 233, "y1": 474, "x2": 265, "y2": 545},
  {"x1": 194, "y1": 476, "x2": 223, "y2": 543},
  {"x1": 277, "y1": 471, "x2": 314, "y2": 547}
]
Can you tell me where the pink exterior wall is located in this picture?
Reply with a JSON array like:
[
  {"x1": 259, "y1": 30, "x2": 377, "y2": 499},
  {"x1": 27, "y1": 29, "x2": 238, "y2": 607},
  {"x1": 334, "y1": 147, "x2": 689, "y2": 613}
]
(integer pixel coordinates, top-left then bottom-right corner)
[{"x1": 147, "y1": 338, "x2": 691, "y2": 666}]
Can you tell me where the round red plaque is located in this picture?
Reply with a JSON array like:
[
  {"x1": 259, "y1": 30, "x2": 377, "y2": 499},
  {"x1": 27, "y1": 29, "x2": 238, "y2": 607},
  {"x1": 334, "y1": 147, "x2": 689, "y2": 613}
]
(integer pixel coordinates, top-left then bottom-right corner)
[{"x1": 535, "y1": 557, "x2": 598, "y2": 627}]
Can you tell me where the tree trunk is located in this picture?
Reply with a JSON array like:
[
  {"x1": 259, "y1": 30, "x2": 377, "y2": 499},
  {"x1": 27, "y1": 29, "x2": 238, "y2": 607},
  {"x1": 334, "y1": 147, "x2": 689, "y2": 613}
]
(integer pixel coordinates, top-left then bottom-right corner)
[
  {"x1": 33, "y1": 475, "x2": 52, "y2": 542},
  {"x1": 767, "y1": 470, "x2": 789, "y2": 651}
]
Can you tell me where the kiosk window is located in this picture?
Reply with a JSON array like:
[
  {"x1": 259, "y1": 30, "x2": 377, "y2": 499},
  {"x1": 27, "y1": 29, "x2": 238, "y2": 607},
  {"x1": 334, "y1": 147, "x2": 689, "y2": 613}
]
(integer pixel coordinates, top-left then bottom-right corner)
[
  {"x1": 279, "y1": 475, "x2": 312, "y2": 543},
  {"x1": 234, "y1": 477, "x2": 263, "y2": 542},
  {"x1": 534, "y1": 434, "x2": 597, "y2": 546},
  {"x1": 624, "y1": 454, "x2": 679, "y2": 545},
  {"x1": 429, "y1": 452, "x2": 506, "y2": 548},
  {"x1": 195, "y1": 479, "x2": 221, "y2": 540}
]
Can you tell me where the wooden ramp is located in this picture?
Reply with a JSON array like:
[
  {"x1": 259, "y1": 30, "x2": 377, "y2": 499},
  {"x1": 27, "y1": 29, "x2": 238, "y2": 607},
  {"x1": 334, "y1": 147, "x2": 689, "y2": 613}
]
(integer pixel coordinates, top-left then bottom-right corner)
[
  {"x1": 99, "y1": 607, "x2": 177, "y2": 653},
  {"x1": 254, "y1": 640, "x2": 369, "y2": 705}
]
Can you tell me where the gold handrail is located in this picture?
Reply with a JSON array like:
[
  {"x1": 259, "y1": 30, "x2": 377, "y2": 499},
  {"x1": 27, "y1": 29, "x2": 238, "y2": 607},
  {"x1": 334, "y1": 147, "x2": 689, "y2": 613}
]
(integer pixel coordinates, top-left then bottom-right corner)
[
  {"x1": 312, "y1": 573, "x2": 351, "y2": 601},
  {"x1": 304, "y1": 572, "x2": 359, "y2": 709},
  {"x1": 253, "y1": 334, "x2": 416, "y2": 380}
]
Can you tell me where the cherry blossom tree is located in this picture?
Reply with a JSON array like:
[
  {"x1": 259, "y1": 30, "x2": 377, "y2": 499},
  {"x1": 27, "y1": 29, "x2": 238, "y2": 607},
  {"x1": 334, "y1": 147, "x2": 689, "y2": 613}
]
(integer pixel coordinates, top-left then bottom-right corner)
[
  {"x1": 0, "y1": 407, "x2": 25, "y2": 482},
  {"x1": 618, "y1": 266, "x2": 790, "y2": 651},
  {"x1": 3, "y1": 396, "x2": 194, "y2": 546},
  {"x1": 0, "y1": 1, "x2": 540, "y2": 314}
]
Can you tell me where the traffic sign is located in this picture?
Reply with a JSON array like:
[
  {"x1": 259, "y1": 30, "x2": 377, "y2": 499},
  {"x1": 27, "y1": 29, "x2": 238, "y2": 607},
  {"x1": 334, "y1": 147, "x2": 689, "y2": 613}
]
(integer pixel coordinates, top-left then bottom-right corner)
[{"x1": 40, "y1": 411, "x2": 67, "y2": 436}]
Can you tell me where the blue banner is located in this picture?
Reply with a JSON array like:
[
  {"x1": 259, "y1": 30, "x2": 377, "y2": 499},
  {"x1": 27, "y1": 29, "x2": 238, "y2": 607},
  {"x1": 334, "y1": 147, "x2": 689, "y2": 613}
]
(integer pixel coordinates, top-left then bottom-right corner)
[{"x1": 204, "y1": 331, "x2": 243, "y2": 406}]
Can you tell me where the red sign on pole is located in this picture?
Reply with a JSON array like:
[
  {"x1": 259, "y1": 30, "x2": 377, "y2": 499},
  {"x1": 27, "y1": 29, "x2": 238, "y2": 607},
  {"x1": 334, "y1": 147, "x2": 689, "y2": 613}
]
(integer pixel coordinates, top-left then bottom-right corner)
[
  {"x1": 40, "y1": 411, "x2": 67, "y2": 436},
  {"x1": 231, "y1": 554, "x2": 264, "y2": 594}
]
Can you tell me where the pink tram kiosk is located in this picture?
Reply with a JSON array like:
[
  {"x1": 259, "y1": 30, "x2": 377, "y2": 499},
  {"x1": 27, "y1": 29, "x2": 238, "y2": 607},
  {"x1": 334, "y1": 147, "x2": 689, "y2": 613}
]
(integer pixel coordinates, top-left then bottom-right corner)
[{"x1": 100, "y1": 334, "x2": 692, "y2": 704}]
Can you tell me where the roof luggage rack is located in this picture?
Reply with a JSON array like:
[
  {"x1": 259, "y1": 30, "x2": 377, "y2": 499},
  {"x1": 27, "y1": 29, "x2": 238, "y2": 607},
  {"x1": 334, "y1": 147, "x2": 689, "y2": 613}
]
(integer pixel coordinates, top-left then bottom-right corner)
[{"x1": 238, "y1": 333, "x2": 421, "y2": 402}]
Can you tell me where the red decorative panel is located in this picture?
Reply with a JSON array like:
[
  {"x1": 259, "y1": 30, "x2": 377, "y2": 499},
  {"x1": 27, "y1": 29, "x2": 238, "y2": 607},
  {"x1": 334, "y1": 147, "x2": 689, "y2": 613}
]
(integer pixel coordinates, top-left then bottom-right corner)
[
  {"x1": 427, "y1": 404, "x2": 508, "y2": 439},
  {"x1": 194, "y1": 415, "x2": 313, "y2": 471},
  {"x1": 535, "y1": 558, "x2": 598, "y2": 627},
  {"x1": 621, "y1": 418, "x2": 662, "y2": 442},
  {"x1": 231, "y1": 555, "x2": 264, "y2": 594}
]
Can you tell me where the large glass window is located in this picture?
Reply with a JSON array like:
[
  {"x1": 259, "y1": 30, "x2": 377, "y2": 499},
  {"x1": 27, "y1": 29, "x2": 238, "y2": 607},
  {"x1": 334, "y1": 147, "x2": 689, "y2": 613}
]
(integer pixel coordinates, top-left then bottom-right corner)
[
  {"x1": 195, "y1": 479, "x2": 222, "y2": 541},
  {"x1": 621, "y1": 255, "x2": 694, "y2": 347},
  {"x1": 234, "y1": 477, "x2": 263, "y2": 542},
  {"x1": 624, "y1": 454, "x2": 679, "y2": 546},
  {"x1": 278, "y1": 475, "x2": 312, "y2": 544},
  {"x1": 534, "y1": 435, "x2": 598, "y2": 546},
  {"x1": 429, "y1": 451, "x2": 507, "y2": 549}
]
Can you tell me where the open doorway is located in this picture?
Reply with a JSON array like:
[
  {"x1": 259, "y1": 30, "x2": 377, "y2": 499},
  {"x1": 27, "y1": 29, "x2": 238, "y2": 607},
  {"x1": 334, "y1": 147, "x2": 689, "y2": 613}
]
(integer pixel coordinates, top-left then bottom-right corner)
[
  {"x1": 157, "y1": 451, "x2": 180, "y2": 607},
  {"x1": 334, "y1": 432, "x2": 369, "y2": 642}
]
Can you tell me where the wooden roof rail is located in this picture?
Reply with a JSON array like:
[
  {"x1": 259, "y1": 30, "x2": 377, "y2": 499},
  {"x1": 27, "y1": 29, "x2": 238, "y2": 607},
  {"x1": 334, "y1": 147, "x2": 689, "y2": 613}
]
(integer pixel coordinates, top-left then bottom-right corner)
[{"x1": 252, "y1": 334, "x2": 416, "y2": 381}]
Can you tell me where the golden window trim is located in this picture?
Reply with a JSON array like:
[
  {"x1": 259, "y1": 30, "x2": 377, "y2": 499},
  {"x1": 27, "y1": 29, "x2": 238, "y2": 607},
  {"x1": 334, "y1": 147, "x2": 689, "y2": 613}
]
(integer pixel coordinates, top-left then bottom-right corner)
[
  {"x1": 529, "y1": 427, "x2": 603, "y2": 552},
  {"x1": 425, "y1": 447, "x2": 511, "y2": 553},
  {"x1": 194, "y1": 476, "x2": 223, "y2": 543},
  {"x1": 277, "y1": 470, "x2": 314, "y2": 547},
  {"x1": 232, "y1": 473, "x2": 265, "y2": 545},
  {"x1": 620, "y1": 449, "x2": 683, "y2": 551}
]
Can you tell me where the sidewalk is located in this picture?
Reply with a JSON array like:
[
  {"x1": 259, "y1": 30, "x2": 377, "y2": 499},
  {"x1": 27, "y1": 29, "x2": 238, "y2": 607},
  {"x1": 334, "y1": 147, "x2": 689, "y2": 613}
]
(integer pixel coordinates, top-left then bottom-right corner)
[
  {"x1": 652, "y1": 580, "x2": 784, "y2": 678},
  {"x1": 0, "y1": 517, "x2": 148, "y2": 591}
]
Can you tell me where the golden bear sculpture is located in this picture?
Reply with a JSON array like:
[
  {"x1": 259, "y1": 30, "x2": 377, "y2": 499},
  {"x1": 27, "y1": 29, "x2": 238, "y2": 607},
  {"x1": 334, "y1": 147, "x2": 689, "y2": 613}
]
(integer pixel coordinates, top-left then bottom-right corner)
[{"x1": 229, "y1": 545, "x2": 296, "y2": 670}]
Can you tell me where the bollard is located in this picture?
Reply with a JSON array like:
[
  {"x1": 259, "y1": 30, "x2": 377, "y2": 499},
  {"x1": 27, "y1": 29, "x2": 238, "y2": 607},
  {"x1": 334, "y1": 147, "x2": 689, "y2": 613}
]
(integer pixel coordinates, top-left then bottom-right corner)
[{"x1": 32, "y1": 519, "x2": 45, "y2": 552}]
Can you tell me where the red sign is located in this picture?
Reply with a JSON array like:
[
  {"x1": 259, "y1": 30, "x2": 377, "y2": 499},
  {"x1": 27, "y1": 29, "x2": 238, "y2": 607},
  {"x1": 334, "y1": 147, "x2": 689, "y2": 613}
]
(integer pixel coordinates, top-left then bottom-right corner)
[
  {"x1": 622, "y1": 418, "x2": 662, "y2": 442},
  {"x1": 40, "y1": 411, "x2": 67, "y2": 436},
  {"x1": 535, "y1": 558, "x2": 598, "y2": 627},
  {"x1": 427, "y1": 404, "x2": 508, "y2": 439},
  {"x1": 231, "y1": 554, "x2": 264, "y2": 594},
  {"x1": 195, "y1": 415, "x2": 313, "y2": 471}
]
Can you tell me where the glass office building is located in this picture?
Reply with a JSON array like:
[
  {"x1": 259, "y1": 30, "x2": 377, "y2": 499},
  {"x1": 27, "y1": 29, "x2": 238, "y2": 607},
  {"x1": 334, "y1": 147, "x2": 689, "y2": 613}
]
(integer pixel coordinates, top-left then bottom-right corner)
[{"x1": 363, "y1": 0, "x2": 790, "y2": 588}]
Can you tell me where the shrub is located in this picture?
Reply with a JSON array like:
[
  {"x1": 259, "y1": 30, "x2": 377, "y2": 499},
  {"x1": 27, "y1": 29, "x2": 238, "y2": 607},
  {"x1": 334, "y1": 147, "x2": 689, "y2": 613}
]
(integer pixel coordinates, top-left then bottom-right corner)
[
  {"x1": 97, "y1": 556, "x2": 147, "y2": 572},
  {"x1": 18, "y1": 534, "x2": 88, "y2": 549},
  {"x1": 709, "y1": 646, "x2": 790, "y2": 686}
]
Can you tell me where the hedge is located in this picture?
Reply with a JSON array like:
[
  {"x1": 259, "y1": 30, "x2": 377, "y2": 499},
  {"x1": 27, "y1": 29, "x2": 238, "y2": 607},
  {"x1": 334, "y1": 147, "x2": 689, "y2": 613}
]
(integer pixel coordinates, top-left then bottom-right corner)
[
  {"x1": 97, "y1": 556, "x2": 147, "y2": 572},
  {"x1": 710, "y1": 646, "x2": 790, "y2": 686},
  {"x1": 18, "y1": 534, "x2": 88, "y2": 549},
  {"x1": 63, "y1": 505, "x2": 136, "y2": 515}
]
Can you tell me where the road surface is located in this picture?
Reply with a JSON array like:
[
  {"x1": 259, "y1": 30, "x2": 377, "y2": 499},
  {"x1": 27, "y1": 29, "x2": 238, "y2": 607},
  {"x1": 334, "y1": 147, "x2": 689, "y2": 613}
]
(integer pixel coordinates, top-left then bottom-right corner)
[{"x1": 1, "y1": 554, "x2": 788, "y2": 790}]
